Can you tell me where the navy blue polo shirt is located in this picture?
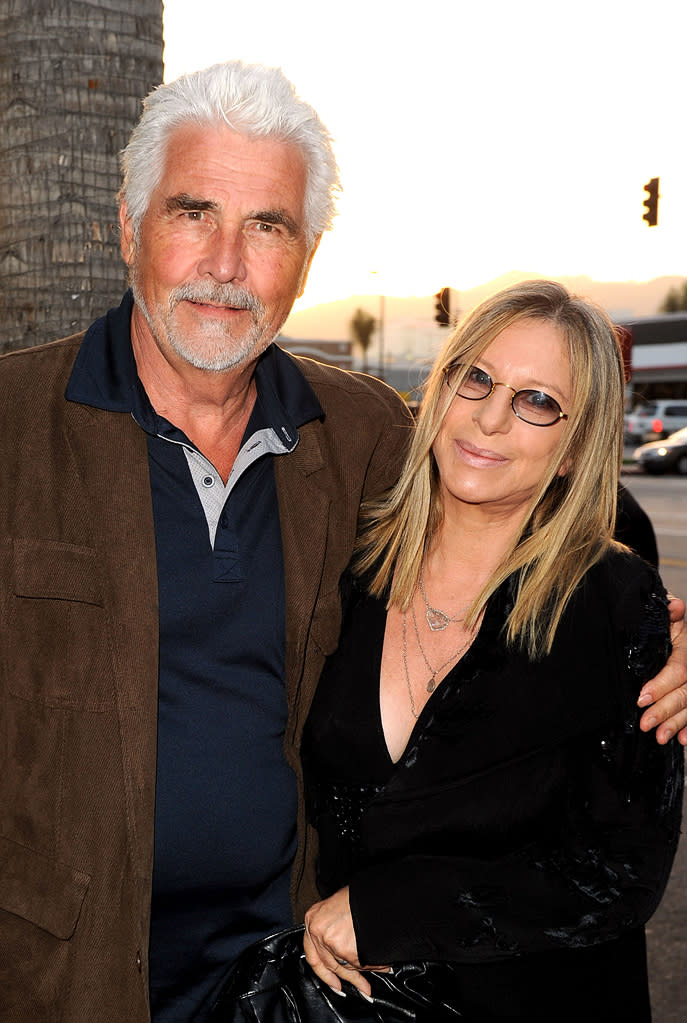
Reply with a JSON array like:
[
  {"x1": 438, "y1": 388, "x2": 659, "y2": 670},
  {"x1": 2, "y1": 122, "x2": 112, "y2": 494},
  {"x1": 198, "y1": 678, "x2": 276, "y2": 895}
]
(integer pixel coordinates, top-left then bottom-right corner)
[{"x1": 66, "y1": 292, "x2": 323, "y2": 1021}]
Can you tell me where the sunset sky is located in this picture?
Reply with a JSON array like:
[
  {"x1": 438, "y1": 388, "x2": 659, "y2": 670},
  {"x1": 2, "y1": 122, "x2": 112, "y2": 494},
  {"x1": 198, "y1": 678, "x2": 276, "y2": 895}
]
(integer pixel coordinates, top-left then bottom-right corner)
[{"x1": 161, "y1": 0, "x2": 686, "y2": 314}]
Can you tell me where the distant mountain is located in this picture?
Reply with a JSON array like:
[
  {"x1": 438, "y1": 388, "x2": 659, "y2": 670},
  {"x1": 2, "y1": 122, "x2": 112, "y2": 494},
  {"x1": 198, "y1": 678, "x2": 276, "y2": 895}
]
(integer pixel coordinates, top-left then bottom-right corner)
[{"x1": 283, "y1": 273, "x2": 685, "y2": 353}]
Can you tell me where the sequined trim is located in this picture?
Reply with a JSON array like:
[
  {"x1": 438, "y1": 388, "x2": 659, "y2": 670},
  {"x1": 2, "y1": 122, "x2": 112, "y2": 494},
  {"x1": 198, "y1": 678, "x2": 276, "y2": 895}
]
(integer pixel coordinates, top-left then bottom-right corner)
[{"x1": 307, "y1": 779, "x2": 385, "y2": 852}]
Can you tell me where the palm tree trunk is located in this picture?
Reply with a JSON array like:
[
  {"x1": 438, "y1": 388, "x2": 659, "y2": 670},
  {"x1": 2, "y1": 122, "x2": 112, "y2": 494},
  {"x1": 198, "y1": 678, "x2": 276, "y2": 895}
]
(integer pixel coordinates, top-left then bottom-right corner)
[{"x1": 0, "y1": 0, "x2": 163, "y2": 353}]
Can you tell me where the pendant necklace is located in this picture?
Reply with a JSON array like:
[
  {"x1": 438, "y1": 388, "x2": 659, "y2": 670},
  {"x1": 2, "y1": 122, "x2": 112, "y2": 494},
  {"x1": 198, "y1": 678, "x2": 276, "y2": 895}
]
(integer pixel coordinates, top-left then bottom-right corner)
[
  {"x1": 402, "y1": 601, "x2": 477, "y2": 719},
  {"x1": 419, "y1": 566, "x2": 470, "y2": 632}
]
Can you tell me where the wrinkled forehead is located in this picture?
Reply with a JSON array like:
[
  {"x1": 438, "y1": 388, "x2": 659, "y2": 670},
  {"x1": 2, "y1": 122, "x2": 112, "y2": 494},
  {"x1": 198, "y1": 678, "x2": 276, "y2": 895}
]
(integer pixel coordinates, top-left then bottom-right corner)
[{"x1": 157, "y1": 122, "x2": 308, "y2": 207}]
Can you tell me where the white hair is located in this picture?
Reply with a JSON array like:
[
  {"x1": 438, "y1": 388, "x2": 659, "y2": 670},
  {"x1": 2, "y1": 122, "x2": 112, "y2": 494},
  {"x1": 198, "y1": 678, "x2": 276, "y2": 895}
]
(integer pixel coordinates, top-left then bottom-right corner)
[{"x1": 119, "y1": 60, "x2": 340, "y2": 249}]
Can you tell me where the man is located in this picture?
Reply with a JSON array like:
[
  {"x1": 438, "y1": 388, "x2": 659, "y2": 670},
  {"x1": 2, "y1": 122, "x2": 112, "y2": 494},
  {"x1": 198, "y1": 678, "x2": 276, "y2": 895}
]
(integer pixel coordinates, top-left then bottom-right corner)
[{"x1": 0, "y1": 61, "x2": 684, "y2": 1023}]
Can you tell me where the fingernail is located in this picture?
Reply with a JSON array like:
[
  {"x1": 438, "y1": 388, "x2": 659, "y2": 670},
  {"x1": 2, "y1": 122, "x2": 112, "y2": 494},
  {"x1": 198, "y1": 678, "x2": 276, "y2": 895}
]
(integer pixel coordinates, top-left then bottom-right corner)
[
  {"x1": 360, "y1": 993, "x2": 374, "y2": 1004},
  {"x1": 643, "y1": 713, "x2": 658, "y2": 729},
  {"x1": 637, "y1": 692, "x2": 652, "y2": 707},
  {"x1": 331, "y1": 988, "x2": 346, "y2": 998}
]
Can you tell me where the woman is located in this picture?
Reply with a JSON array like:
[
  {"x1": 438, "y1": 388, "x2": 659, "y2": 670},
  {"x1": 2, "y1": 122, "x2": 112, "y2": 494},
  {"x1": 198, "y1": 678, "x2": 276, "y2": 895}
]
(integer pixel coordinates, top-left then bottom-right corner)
[{"x1": 301, "y1": 281, "x2": 683, "y2": 1020}]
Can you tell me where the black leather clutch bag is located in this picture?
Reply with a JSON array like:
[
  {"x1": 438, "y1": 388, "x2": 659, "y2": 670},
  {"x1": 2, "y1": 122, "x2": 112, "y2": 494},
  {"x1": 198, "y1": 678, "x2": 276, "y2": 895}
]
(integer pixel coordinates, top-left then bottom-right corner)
[{"x1": 208, "y1": 925, "x2": 463, "y2": 1022}]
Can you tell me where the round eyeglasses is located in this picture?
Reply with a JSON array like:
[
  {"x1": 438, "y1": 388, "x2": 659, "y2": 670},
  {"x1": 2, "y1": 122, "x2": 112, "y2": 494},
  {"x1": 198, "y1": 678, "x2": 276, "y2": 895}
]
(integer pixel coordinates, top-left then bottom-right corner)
[{"x1": 444, "y1": 363, "x2": 568, "y2": 427}]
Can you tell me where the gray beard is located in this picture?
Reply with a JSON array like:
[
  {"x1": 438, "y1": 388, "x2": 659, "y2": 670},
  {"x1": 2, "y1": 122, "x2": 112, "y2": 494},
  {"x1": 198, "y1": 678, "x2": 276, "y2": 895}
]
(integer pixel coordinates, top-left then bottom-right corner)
[{"x1": 132, "y1": 277, "x2": 273, "y2": 373}]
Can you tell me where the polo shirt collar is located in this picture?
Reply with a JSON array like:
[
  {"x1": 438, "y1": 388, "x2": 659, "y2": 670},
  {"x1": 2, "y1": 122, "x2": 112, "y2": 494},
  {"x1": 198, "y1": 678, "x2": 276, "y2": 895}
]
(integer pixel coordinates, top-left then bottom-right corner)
[{"x1": 65, "y1": 290, "x2": 324, "y2": 444}]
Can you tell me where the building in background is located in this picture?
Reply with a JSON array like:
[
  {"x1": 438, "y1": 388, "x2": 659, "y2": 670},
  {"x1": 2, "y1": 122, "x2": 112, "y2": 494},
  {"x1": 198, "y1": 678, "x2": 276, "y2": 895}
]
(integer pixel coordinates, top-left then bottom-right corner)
[
  {"x1": 279, "y1": 333, "x2": 431, "y2": 405},
  {"x1": 0, "y1": 0, "x2": 163, "y2": 353},
  {"x1": 279, "y1": 336, "x2": 354, "y2": 371},
  {"x1": 620, "y1": 313, "x2": 687, "y2": 405}
]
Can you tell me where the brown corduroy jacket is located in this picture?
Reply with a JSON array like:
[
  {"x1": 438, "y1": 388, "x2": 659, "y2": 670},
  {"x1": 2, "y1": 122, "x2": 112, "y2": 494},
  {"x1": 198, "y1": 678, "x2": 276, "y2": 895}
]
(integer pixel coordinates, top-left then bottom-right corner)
[{"x1": 0, "y1": 331, "x2": 410, "y2": 1022}]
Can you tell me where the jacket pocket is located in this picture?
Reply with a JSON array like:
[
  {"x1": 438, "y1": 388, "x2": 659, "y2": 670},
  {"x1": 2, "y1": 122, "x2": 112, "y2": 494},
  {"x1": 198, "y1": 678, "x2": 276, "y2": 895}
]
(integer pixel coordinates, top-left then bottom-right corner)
[
  {"x1": 0, "y1": 836, "x2": 90, "y2": 1019},
  {"x1": 0, "y1": 834, "x2": 90, "y2": 940},
  {"x1": 7, "y1": 538, "x2": 112, "y2": 709}
]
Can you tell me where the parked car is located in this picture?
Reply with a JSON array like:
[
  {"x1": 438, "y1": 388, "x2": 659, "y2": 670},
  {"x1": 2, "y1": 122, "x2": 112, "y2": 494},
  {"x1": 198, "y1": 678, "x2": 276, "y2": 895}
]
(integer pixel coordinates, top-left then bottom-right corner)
[
  {"x1": 632, "y1": 427, "x2": 687, "y2": 475},
  {"x1": 624, "y1": 400, "x2": 687, "y2": 444}
]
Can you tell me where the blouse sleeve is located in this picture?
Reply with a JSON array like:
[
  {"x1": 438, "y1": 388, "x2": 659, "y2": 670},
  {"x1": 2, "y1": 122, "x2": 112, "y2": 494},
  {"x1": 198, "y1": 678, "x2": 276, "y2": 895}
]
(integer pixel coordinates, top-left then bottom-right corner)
[{"x1": 349, "y1": 571, "x2": 684, "y2": 966}]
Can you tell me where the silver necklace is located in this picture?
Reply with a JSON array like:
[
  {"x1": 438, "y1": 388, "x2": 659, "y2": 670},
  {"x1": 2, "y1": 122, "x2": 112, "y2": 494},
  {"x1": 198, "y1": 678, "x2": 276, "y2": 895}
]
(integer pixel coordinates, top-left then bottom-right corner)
[
  {"x1": 402, "y1": 602, "x2": 477, "y2": 719},
  {"x1": 419, "y1": 567, "x2": 470, "y2": 632}
]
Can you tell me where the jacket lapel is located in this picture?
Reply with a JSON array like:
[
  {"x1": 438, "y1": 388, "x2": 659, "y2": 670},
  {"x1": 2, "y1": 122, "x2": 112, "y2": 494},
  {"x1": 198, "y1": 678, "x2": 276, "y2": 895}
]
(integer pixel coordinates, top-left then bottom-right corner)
[{"x1": 275, "y1": 419, "x2": 330, "y2": 730}]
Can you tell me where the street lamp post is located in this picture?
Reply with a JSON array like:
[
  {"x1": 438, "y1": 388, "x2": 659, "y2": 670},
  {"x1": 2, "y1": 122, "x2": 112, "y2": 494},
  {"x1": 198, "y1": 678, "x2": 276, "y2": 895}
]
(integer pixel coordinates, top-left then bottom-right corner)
[
  {"x1": 370, "y1": 270, "x2": 385, "y2": 381},
  {"x1": 378, "y1": 292, "x2": 386, "y2": 381}
]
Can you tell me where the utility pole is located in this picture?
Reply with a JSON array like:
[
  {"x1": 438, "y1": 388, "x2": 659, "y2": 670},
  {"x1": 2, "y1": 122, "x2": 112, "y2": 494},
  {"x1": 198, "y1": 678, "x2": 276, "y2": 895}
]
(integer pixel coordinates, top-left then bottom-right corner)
[{"x1": 0, "y1": 0, "x2": 163, "y2": 353}]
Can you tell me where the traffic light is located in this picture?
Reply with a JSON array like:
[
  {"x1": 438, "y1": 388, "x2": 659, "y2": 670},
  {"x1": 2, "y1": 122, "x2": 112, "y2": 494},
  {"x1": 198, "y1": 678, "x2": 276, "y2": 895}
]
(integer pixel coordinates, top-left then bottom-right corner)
[
  {"x1": 642, "y1": 177, "x2": 659, "y2": 227},
  {"x1": 434, "y1": 287, "x2": 450, "y2": 326}
]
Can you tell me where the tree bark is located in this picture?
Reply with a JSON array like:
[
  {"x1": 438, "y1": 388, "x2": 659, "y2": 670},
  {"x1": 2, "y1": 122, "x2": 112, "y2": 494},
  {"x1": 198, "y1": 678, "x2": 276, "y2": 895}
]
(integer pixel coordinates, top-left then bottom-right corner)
[{"x1": 0, "y1": 0, "x2": 163, "y2": 352}]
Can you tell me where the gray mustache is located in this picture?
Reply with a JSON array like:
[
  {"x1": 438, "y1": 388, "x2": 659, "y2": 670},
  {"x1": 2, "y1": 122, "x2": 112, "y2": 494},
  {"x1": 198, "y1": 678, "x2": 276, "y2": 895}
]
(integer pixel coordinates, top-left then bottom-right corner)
[{"x1": 170, "y1": 283, "x2": 264, "y2": 316}]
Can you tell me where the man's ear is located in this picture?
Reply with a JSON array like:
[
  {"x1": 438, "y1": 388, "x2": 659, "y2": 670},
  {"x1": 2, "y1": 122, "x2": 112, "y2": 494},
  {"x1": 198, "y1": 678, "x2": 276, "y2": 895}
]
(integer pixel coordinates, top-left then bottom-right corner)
[
  {"x1": 297, "y1": 235, "x2": 321, "y2": 298},
  {"x1": 119, "y1": 201, "x2": 136, "y2": 268}
]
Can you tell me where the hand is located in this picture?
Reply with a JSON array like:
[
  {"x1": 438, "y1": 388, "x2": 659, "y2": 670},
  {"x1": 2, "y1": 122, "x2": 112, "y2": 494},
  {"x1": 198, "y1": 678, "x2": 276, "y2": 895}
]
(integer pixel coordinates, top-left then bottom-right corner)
[
  {"x1": 638, "y1": 595, "x2": 687, "y2": 745},
  {"x1": 304, "y1": 887, "x2": 389, "y2": 1000}
]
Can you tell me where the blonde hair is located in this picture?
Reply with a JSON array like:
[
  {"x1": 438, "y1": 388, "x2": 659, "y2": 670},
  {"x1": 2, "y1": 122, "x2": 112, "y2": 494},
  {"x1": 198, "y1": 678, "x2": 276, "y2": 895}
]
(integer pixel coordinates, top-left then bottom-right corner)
[{"x1": 356, "y1": 280, "x2": 626, "y2": 659}]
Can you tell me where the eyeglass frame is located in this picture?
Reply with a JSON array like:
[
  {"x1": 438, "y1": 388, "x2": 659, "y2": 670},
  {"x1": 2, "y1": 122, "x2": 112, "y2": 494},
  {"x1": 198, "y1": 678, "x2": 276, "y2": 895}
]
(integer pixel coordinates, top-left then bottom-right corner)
[{"x1": 443, "y1": 363, "x2": 569, "y2": 428}]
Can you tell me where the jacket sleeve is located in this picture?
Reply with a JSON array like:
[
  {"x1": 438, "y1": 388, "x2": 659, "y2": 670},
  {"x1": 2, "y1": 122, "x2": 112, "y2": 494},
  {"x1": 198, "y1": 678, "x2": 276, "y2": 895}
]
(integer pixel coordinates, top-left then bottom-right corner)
[{"x1": 349, "y1": 574, "x2": 684, "y2": 965}]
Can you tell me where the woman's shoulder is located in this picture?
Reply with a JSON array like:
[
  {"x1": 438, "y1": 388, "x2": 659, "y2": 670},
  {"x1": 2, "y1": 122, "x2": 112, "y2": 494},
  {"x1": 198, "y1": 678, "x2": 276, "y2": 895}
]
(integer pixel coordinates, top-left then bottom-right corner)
[
  {"x1": 583, "y1": 543, "x2": 664, "y2": 599},
  {"x1": 572, "y1": 544, "x2": 669, "y2": 658},
  {"x1": 538, "y1": 546, "x2": 670, "y2": 725},
  {"x1": 580, "y1": 544, "x2": 658, "y2": 593}
]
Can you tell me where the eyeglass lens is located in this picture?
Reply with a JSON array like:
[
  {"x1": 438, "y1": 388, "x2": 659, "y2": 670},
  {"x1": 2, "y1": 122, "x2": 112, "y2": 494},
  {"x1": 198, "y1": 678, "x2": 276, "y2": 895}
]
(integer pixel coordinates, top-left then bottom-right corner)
[{"x1": 447, "y1": 364, "x2": 565, "y2": 426}]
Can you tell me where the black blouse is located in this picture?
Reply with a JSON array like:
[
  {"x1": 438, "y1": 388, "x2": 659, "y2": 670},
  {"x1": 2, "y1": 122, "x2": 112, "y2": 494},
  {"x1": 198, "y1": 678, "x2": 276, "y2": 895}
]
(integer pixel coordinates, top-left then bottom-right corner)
[{"x1": 301, "y1": 548, "x2": 683, "y2": 1020}]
